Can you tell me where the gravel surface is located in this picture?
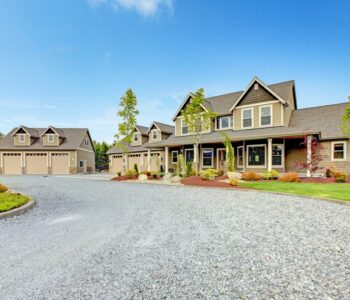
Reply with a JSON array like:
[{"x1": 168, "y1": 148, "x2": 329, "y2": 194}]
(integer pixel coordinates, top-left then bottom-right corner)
[{"x1": 0, "y1": 175, "x2": 349, "y2": 299}]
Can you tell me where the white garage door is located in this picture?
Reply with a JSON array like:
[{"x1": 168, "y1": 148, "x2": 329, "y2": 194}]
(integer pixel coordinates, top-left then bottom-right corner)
[
  {"x1": 111, "y1": 155, "x2": 123, "y2": 174},
  {"x1": 3, "y1": 153, "x2": 22, "y2": 175},
  {"x1": 26, "y1": 153, "x2": 48, "y2": 175},
  {"x1": 51, "y1": 153, "x2": 70, "y2": 174}
]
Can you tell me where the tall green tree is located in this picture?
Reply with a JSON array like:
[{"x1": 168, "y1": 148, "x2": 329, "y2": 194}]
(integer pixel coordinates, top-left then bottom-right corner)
[
  {"x1": 181, "y1": 88, "x2": 217, "y2": 173},
  {"x1": 0, "y1": 131, "x2": 4, "y2": 139},
  {"x1": 115, "y1": 89, "x2": 139, "y2": 153},
  {"x1": 93, "y1": 141, "x2": 111, "y2": 170},
  {"x1": 341, "y1": 96, "x2": 350, "y2": 136}
]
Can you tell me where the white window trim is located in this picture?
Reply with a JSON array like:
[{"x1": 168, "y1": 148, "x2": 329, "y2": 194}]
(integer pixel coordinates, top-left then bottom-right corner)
[
  {"x1": 171, "y1": 150, "x2": 178, "y2": 164},
  {"x1": 201, "y1": 148, "x2": 214, "y2": 168},
  {"x1": 237, "y1": 146, "x2": 244, "y2": 168},
  {"x1": 133, "y1": 132, "x2": 140, "y2": 142},
  {"x1": 241, "y1": 108, "x2": 254, "y2": 129},
  {"x1": 84, "y1": 138, "x2": 89, "y2": 146},
  {"x1": 217, "y1": 115, "x2": 233, "y2": 130},
  {"x1": 18, "y1": 134, "x2": 26, "y2": 143},
  {"x1": 151, "y1": 129, "x2": 158, "y2": 140},
  {"x1": 181, "y1": 118, "x2": 190, "y2": 136},
  {"x1": 246, "y1": 144, "x2": 267, "y2": 168},
  {"x1": 331, "y1": 141, "x2": 347, "y2": 161},
  {"x1": 47, "y1": 134, "x2": 55, "y2": 143},
  {"x1": 259, "y1": 105, "x2": 273, "y2": 127},
  {"x1": 272, "y1": 144, "x2": 284, "y2": 167}
]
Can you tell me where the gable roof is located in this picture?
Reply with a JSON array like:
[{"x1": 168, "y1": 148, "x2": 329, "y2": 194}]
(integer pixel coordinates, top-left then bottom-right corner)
[
  {"x1": 171, "y1": 93, "x2": 209, "y2": 121},
  {"x1": 40, "y1": 126, "x2": 66, "y2": 138},
  {"x1": 147, "y1": 121, "x2": 174, "y2": 134},
  {"x1": 134, "y1": 125, "x2": 148, "y2": 135},
  {"x1": 229, "y1": 77, "x2": 287, "y2": 111},
  {"x1": 0, "y1": 127, "x2": 91, "y2": 150},
  {"x1": 12, "y1": 125, "x2": 39, "y2": 138}
]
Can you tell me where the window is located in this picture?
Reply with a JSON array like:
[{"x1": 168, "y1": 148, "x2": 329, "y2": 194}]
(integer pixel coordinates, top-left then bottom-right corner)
[
  {"x1": 247, "y1": 145, "x2": 266, "y2": 167},
  {"x1": 47, "y1": 134, "x2": 54, "y2": 143},
  {"x1": 260, "y1": 105, "x2": 272, "y2": 126},
  {"x1": 202, "y1": 148, "x2": 213, "y2": 167},
  {"x1": 217, "y1": 115, "x2": 233, "y2": 130},
  {"x1": 133, "y1": 132, "x2": 139, "y2": 142},
  {"x1": 332, "y1": 142, "x2": 346, "y2": 161},
  {"x1": 79, "y1": 160, "x2": 84, "y2": 168},
  {"x1": 254, "y1": 83, "x2": 259, "y2": 90},
  {"x1": 181, "y1": 119, "x2": 189, "y2": 135},
  {"x1": 84, "y1": 138, "x2": 89, "y2": 146},
  {"x1": 171, "y1": 151, "x2": 178, "y2": 164},
  {"x1": 242, "y1": 108, "x2": 253, "y2": 128},
  {"x1": 151, "y1": 129, "x2": 158, "y2": 140},
  {"x1": 18, "y1": 134, "x2": 25, "y2": 143},
  {"x1": 237, "y1": 146, "x2": 244, "y2": 167},
  {"x1": 272, "y1": 144, "x2": 283, "y2": 166}
]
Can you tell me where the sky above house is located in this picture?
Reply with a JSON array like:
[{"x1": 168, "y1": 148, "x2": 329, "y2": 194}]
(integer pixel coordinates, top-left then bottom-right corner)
[{"x1": 0, "y1": 0, "x2": 349, "y2": 143}]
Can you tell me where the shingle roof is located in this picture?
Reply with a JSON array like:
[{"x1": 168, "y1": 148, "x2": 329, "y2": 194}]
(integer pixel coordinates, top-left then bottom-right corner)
[
  {"x1": 153, "y1": 121, "x2": 174, "y2": 134},
  {"x1": 146, "y1": 103, "x2": 349, "y2": 147},
  {"x1": 107, "y1": 142, "x2": 149, "y2": 155},
  {"x1": 0, "y1": 127, "x2": 90, "y2": 150},
  {"x1": 135, "y1": 125, "x2": 148, "y2": 135},
  {"x1": 16, "y1": 126, "x2": 40, "y2": 138}
]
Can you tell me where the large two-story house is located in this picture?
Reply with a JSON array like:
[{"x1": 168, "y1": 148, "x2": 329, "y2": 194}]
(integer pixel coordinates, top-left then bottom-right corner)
[
  {"x1": 109, "y1": 77, "x2": 350, "y2": 176},
  {"x1": 0, "y1": 126, "x2": 95, "y2": 175}
]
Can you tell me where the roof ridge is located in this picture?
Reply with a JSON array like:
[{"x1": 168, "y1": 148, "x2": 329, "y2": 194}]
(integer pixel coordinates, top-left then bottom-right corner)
[
  {"x1": 295, "y1": 102, "x2": 349, "y2": 111},
  {"x1": 154, "y1": 121, "x2": 174, "y2": 127}
]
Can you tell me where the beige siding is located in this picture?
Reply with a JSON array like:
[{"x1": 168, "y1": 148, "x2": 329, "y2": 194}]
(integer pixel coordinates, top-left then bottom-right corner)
[
  {"x1": 148, "y1": 129, "x2": 161, "y2": 143},
  {"x1": 79, "y1": 133, "x2": 94, "y2": 151},
  {"x1": 76, "y1": 149, "x2": 95, "y2": 173},
  {"x1": 317, "y1": 141, "x2": 350, "y2": 174},
  {"x1": 175, "y1": 118, "x2": 181, "y2": 136},
  {"x1": 14, "y1": 134, "x2": 31, "y2": 146},
  {"x1": 43, "y1": 134, "x2": 60, "y2": 146},
  {"x1": 234, "y1": 102, "x2": 282, "y2": 130}
]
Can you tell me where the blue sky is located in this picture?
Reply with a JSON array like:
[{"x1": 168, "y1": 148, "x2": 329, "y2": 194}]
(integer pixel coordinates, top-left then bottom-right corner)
[{"x1": 0, "y1": 0, "x2": 349, "y2": 143}]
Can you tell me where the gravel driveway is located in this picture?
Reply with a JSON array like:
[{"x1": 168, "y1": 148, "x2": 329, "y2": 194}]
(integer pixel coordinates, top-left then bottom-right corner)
[{"x1": 0, "y1": 175, "x2": 349, "y2": 299}]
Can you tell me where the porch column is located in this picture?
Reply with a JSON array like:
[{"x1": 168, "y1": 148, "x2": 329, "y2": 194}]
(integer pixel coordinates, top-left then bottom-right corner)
[
  {"x1": 165, "y1": 146, "x2": 169, "y2": 173},
  {"x1": 267, "y1": 138, "x2": 272, "y2": 171},
  {"x1": 306, "y1": 135, "x2": 312, "y2": 177},
  {"x1": 193, "y1": 143, "x2": 199, "y2": 174},
  {"x1": 147, "y1": 149, "x2": 151, "y2": 172}
]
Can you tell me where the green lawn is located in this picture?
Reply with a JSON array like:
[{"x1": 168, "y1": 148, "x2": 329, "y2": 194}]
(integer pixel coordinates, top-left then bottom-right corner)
[
  {"x1": 0, "y1": 193, "x2": 30, "y2": 212},
  {"x1": 239, "y1": 181, "x2": 350, "y2": 202}
]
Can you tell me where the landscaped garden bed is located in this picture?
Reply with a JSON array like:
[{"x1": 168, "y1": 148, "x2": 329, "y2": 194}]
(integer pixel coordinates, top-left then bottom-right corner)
[{"x1": 0, "y1": 184, "x2": 31, "y2": 213}]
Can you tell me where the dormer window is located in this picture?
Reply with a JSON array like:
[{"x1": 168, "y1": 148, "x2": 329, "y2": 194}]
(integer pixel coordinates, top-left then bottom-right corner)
[
  {"x1": 133, "y1": 132, "x2": 139, "y2": 142},
  {"x1": 18, "y1": 134, "x2": 25, "y2": 143},
  {"x1": 151, "y1": 129, "x2": 158, "y2": 140},
  {"x1": 217, "y1": 115, "x2": 233, "y2": 130},
  {"x1": 47, "y1": 134, "x2": 54, "y2": 143}
]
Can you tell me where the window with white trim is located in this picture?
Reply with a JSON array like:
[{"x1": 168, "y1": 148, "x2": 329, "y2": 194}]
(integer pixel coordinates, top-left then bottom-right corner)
[
  {"x1": 237, "y1": 146, "x2": 244, "y2": 167},
  {"x1": 247, "y1": 145, "x2": 266, "y2": 167},
  {"x1": 202, "y1": 148, "x2": 213, "y2": 167},
  {"x1": 151, "y1": 129, "x2": 158, "y2": 140},
  {"x1": 181, "y1": 119, "x2": 189, "y2": 135},
  {"x1": 272, "y1": 144, "x2": 283, "y2": 166},
  {"x1": 133, "y1": 132, "x2": 139, "y2": 142},
  {"x1": 217, "y1": 115, "x2": 233, "y2": 130},
  {"x1": 18, "y1": 134, "x2": 25, "y2": 143},
  {"x1": 260, "y1": 105, "x2": 272, "y2": 126},
  {"x1": 171, "y1": 151, "x2": 178, "y2": 164},
  {"x1": 84, "y1": 138, "x2": 89, "y2": 146},
  {"x1": 47, "y1": 134, "x2": 54, "y2": 143},
  {"x1": 242, "y1": 108, "x2": 253, "y2": 128},
  {"x1": 332, "y1": 142, "x2": 346, "y2": 161}
]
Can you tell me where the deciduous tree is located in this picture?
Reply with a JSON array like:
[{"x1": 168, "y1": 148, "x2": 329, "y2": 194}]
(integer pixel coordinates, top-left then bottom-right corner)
[{"x1": 341, "y1": 96, "x2": 350, "y2": 136}]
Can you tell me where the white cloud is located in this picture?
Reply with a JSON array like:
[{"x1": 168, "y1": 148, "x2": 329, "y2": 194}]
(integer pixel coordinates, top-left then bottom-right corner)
[{"x1": 88, "y1": 0, "x2": 173, "y2": 16}]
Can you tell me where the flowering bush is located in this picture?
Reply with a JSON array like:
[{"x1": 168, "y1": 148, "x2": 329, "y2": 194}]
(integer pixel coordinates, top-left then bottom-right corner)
[
  {"x1": 0, "y1": 184, "x2": 8, "y2": 193},
  {"x1": 262, "y1": 170, "x2": 279, "y2": 180},
  {"x1": 229, "y1": 179, "x2": 239, "y2": 186},
  {"x1": 200, "y1": 168, "x2": 218, "y2": 180},
  {"x1": 241, "y1": 172, "x2": 261, "y2": 181},
  {"x1": 334, "y1": 172, "x2": 347, "y2": 183},
  {"x1": 125, "y1": 169, "x2": 138, "y2": 178},
  {"x1": 279, "y1": 173, "x2": 301, "y2": 182}
]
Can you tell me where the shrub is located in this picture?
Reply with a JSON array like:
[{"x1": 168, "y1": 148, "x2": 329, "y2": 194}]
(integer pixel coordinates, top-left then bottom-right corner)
[
  {"x1": 229, "y1": 179, "x2": 239, "y2": 186},
  {"x1": 151, "y1": 171, "x2": 159, "y2": 179},
  {"x1": 200, "y1": 168, "x2": 218, "y2": 180},
  {"x1": 0, "y1": 184, "x2": 8, "y2": 193},
  {"x1": 279, "y1": 173, "x2": 301, "y2": 182},
  {"x1": 241, "y1": 172, "x2": 261, "y2": 181},
  {"x1": 117, "y1": 171, "x2": 121, "y2": 176},
  {"x1": 217, "y1": 170, "x2": 224, "y2": 177},
  {"x1": 334, "y1": 172, "x2": 347, "y2": 183},
  {"x1": 142, "y1": 171, "x2": 151, "y2": 176},
  {"x1": 160, "y1": 165, "x2": 164, "y2": 174},
  {"x1": 125, "y1": 169, "x2": 138, "y2": 178},
  {"x1": 325, "y1": 168, "x2": 332, "y2": 178},
  {"x1": 262, "y1": 170, "x2": 279, "y2": 180},
  {"x1": 133, "y1": 164, "x2": 139, "y2": 175},
  {"x1": 186, "y1": 161, "x2": 193, "y2": 177}
]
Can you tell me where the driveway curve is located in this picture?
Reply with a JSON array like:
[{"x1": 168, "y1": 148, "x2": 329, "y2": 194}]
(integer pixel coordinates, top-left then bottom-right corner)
[{"x1": 0, "y1": 176, "x2": 349, "y2": 299}]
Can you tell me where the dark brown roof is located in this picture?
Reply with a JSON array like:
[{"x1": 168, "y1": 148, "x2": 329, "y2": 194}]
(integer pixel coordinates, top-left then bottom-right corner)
[
  {"x1": 153, "y1": 121, "x2": 174, "y2": 134},
  {"x1": 0, "y1": 127, "x2": 90, "y2": 150}
]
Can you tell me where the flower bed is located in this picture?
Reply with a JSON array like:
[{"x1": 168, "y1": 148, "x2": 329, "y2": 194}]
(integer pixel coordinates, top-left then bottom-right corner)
[{"x1": 181, "y1": 176, "x2": 245, "y2": 189}]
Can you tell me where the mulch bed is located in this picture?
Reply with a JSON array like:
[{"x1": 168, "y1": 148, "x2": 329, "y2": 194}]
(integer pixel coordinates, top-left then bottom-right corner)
[
  {"x1": 112, "y1": 175, "x2": 161, "y2": 181},
  {"x1": 181, "y1": 176, "x2": 245, "y2": 189}
]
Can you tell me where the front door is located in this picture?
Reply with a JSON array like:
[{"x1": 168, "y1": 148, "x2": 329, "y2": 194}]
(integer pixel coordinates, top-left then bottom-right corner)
[
  {"x1": 185, "y1": 149, "x2": 194, "y2": 163},
  {"x1": 217, "y1": 149, "x2": 226, "y2": 171}
]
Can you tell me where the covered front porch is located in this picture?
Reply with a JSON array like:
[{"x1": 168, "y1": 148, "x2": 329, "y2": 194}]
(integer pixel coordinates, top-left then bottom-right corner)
[{"x1": 163, "y1": 135, "x2": 313, "y2": 176}]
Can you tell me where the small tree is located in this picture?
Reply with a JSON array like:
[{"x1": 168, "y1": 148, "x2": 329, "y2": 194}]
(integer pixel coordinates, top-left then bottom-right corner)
[
  {"x1": 341, "y1": 96, "x2": 350, "y2": 137},
  {"x1": 176, "y1": 153, "x2": 185, "y2": 176},
  {"x1": 181, "y1": 88, "x2": 217, "y2": 174},
  {"x1": 221, "y1": 132, "x2": 235, "y2": 172},
  {"x1": 94, "y1": 140, "x2": 111, "y2": 170},
  {"x1": 115, "y1": 89, "x2": 139, "y2": 153},
  {"x1": 295, "y1": 135, "x2": 323, "y2": 176}
]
